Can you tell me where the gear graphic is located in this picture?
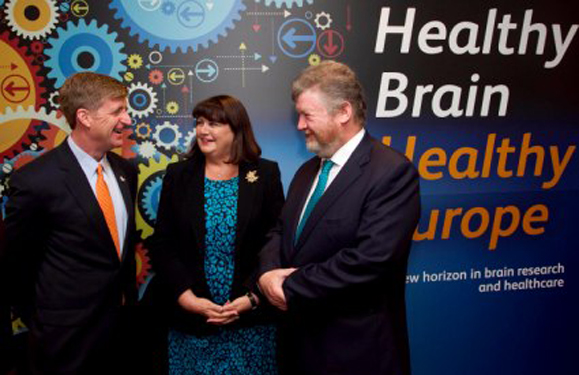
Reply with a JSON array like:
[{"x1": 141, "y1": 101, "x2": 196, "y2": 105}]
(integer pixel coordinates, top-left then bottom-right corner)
[
  {"x1": 308, "y1": 53, "x2": 321, "y2": 66},
  {"x1": 109, "y1": 0, "x2": 246, "y2": 53},
  {"x1": 135, "y1": 242, "x2": 153, "y2": 286},
  {"x1": 161, "y1": 1, "x2": 176, "y2": 15},
  {"x1": 153, "y1": 121, "x2": 182, "y2": 150},
  {"x1": 135, "y1": 122, "x2": 152, "y2": 139},
  {"x1": 182, "y1": 128, "x2": 196, "y2": 152},
  {"x1": 127, "y1": 82, "x2": 158, "y2": 119},
  {"x1": 255, "y1": 0, "x2": 314, "y2": 8},
  {"x1": 136, "y1": 154, "x2": 179, "y2": 238},
  {"x1": 165, "y1": 101, "x2": 179, "y2": 114},
  {"x1": 4, "y1": 0, "x2": 59, "y2": 40},
  {"x1": 1, "y1": 31, "x2": 46, "y2": 111},
  {"x1": 137, "y1": 140, "x2": 159, "y2": 159},
  {"x1": 2, "y1": 148, "x2": 44, "y2": 175},
  {"x1": 30, "y1": 41, "x2": 45, "y2": 55},
  {"x1": 314, "y1": 11, "x2": 332, "y2": 30},
  {"x1": 127, "y1": 53, "x2": 143, "y2": 69},
  {"x1": 45, "y1": 19, "x2": 127, "y2": 87},
  {"x1": 47, "y1": 91, "x2": 60, "y2": 110},
  {"x1": 35, "y1": 118, "x2": 67, "y2": 152},
  {"x1": 110, "y1": 127, "x2": 137, "y2": 159},
  {"x1": 148, "y1": 69, "x2": 164, "y2": 85},
  {"x1": 0, "y1": 106, "x2": 69, "y2": 163},
  {"x1": 142, "y1": 175, "x2": 163, "y2": 226}
]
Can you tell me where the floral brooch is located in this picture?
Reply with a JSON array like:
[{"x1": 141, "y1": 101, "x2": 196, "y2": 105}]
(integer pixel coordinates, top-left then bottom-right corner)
[{"x1": 245, "y1": 170, "x2": 259, "y2": 183}]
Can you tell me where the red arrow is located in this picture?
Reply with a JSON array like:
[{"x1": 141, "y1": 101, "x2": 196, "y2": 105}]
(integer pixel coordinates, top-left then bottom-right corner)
[
  {"x1": 0, "y1": 63, "x2": 18, "y2": 70},
  {"x1": 5, "y1": 80, "x2": 30, "y2": 97},
  {"x1": 323, "y1": 32, "x2": 338, "y2": 55},
  {"x1": 252, "y1": 3, "x2": 260, "y2": 33},
  {"x1": 346, "y1": 4, "x2": 352, "y2": 31}
]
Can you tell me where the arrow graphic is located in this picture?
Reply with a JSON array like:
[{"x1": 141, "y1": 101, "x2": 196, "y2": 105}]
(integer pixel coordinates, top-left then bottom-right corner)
[
  {"x1": 169, "y1": 71, "x2": 185, "y2": 81},
  {"x1": 188, "y1": 70, "x2": 194, "y2": 103},
  {"x1": 252, "y1": 2, "x2": 260, "y2": 32},
  {"x1": 73, "y1": 2, "x2": 88, "y2": 14},
  {"x1": 323, "y1": 32, "x2": 339, "y2": 55},
  {"x1": 0, "y1": 63, "x2": 18, "y2": 71},
  {"x1": 197, "y1": 65, "x2": 217, "y2": 78},
  {"x1": 4, "y1": 81, "x2": 30, "y2": 97},
  {"x1": 181, "y1": 86, "x2": 189, "y2": 113},
  {"x1": 282, "y1": 27, "x2": 316, "y2": 49},
  {"x1": 270, "y1": 18, "x2": 277, "y2": 63},
  {"x1": 180, "y1": 6, "x2": 203, "y2": 22},
  {"x1": 247, "y1": 10, "x2": 291, "y2": 18},
  {"x1": 216, "y1": 53, "x2": 261, "y2": 61},
  {"x1": 224, "y1": 65, "x2": 269, "y2": 73},
  {"x1": 346, "y1": 4, "x2": 352, "y2": 31},
  {"x1": 161, "y1": 83, "x2": 167, "y2": 106}
]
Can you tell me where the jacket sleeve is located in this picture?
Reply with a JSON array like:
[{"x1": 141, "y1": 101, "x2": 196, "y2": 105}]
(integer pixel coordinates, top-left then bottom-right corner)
[
  {"x1": 147, "y1": 165, "x2": 193, "y2": 303},
  {"x1": 2, "y1": 170, "x2": 46, "y2": 323},
  {"x1": 282, "y1": 160, "x2": 420, "y2": 311},
  {"x1": 244, "y1": 162, "x2": 285, "y2": 291}
]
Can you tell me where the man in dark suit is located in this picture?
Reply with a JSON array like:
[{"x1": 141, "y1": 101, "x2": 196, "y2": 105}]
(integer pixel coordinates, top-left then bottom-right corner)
[
  {"x1": 258, "y1": 61, "x2": 420, "y2": 375},
  {"x1": 2, "y1": 72, "x2": 138, "y2": 375},
  {"x1": 0, "y1": 217, "x2": 16, "y2": 375}
]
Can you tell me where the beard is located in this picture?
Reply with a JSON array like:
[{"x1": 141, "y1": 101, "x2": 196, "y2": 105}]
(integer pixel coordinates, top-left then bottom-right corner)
[{"x1": 304, "y1": 126, "x2": 341, "y2": 158}]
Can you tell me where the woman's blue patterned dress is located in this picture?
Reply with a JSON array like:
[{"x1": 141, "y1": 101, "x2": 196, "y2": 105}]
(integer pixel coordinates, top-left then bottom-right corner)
[{"x1": 168, "y1": 177, "x2": 278, "y2": 375}]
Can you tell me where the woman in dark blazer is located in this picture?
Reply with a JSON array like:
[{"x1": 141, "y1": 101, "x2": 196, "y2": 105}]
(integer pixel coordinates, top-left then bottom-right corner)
[{"x1": 148, "y1": 95, "x2": 284, "y2": 374}]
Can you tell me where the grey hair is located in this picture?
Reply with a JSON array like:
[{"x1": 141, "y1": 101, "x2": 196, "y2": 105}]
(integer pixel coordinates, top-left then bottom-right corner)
[{"x1": 291, "y1": 60, "x2": 367, "y2": 124}]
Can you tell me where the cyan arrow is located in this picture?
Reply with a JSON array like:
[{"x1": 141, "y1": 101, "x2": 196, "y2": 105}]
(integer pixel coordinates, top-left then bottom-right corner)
[
  {"x1": 282, "y1": 27, "x2": 315, "y2": 49},
  {"x1": 197, "y1": 65, "x2": 216, "y2": 77}
]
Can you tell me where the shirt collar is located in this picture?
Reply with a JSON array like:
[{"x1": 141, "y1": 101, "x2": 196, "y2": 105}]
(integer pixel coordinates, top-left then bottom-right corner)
[
  {"x1": 67, "y1": 136, "x2": 110, "y2": 176},
  {"x1": 326, "y1": 128, "x2": 366, "y2": 168}
]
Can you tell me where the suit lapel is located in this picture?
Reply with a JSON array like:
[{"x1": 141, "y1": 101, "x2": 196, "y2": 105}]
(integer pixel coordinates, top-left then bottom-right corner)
[
  {"x1": 236, "y1": 162, "x2": 258, "y2": 248},
  {"x1": 294, "y1": 134, "x2": 373, "y2": 250},
  {"x1": 107, "y1": 153, "x2": 133, "y2": 262},
  {"x1": 57, "y1": 141, "x2": 119, "y2": 262}
]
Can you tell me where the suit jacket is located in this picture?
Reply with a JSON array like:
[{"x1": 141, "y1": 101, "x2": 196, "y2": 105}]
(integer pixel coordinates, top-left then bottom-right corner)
[
  {"x1": 147, "y1": 154, "x2": 285, "y2": 336},
  {"x1": 258, "y1": 133, "x2": 421, "y2": 375},
  {"x1": 0, "y1": 217, "x2": 15, "y2": 374},
  {"x1": 2, "y1": 140, "x2": 138, "y2": 374}
]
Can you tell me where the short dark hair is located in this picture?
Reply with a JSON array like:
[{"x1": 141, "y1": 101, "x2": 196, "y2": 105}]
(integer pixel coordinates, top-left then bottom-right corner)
[
  {"x1": 59, "y1": 72, "x2": 127, "y2": 129},
  {"x1": 292, "y1": 60, "x2": 367, "y2": 124},
  {"x1": 190, "y1": 95, "x2": 261, "y2": 164}
]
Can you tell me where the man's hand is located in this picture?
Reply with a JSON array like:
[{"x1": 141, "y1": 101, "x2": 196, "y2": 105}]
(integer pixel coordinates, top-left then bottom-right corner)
[{"x1": 258, "y1": 268, "x2": 297, "y2": 311}]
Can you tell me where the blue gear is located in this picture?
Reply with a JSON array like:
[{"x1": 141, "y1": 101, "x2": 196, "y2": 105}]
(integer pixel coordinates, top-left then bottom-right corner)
[
  {"x1": 256, "y1": 0, "x2": 314, "y2": 7},
  {"x1": 161, "y1": 1, "x2": 176, "y2": 15},
  {"x1": 109, "y1": 0, "x2": 246, "y2": 54},
  {"x1": 45, "y1": 19, "x2": 126, "y2": 87},
  {"x1": 141, "y1": 173, "x2": 164, "y2": 225}
]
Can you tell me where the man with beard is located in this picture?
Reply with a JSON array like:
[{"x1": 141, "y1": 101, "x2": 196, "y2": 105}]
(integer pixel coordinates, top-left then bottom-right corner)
[{"x1": 258, "y1": 61, "x2": 421, "y2": 375}]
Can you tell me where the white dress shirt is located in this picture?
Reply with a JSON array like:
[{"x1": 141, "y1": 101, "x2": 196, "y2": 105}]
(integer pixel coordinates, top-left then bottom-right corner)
[
  {"x1": 68, "y1": 137, "x2": 128, "y2": 255},
  {"x1": 297, "y1": 128, "x2": 366, "y2": 224}
]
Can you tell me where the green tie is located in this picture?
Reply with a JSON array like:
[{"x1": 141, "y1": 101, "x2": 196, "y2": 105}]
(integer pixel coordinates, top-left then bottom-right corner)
[{"x1": 295, "y1": 160, "x2": 334, "y2": 243}]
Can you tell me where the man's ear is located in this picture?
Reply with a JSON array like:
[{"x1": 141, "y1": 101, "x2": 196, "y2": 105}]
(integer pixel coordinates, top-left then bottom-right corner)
[
  {"x1": 76, "y1": 108, "x2": 90, "y2": 129},
  {"x1": 335, "y1": 101, "x2": 353, "y2": 126}
]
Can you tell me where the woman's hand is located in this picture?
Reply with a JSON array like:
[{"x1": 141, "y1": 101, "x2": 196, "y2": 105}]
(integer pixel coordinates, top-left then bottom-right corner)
[
  {"x1": 222, "y1": 294, "x2": 255, "y2": 315},
  {"x1": 207, "y1": 293, "x2": 258, "y2": 325},
  {"x1": 177, "y1": 290, "x2": 239, "y2": 325}
]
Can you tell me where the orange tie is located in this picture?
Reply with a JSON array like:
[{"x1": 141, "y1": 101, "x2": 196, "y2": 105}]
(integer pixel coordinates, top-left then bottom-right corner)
[{"x1": 96, "y1": 164, "x2": 121, "y2": 258}]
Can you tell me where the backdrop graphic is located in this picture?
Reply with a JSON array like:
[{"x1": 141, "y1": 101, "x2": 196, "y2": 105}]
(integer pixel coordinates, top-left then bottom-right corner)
[{"x1": 0, "y1": 0, "x2": 577, "y2": 374}]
